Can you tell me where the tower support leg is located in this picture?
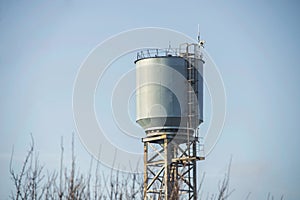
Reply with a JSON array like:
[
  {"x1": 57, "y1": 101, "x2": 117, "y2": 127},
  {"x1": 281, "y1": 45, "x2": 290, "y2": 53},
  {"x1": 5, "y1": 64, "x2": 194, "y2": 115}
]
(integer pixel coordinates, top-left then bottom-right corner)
[{"x1": 142, "y1": 133, "x2": 202, "y2": 200}]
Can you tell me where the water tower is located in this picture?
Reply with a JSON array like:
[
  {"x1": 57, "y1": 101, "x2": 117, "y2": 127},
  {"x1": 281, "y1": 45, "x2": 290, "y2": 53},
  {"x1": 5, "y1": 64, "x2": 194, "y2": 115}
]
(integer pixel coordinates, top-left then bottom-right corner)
[{"x1": 135, "y1": 41, "x2": 205, "y2": 199}]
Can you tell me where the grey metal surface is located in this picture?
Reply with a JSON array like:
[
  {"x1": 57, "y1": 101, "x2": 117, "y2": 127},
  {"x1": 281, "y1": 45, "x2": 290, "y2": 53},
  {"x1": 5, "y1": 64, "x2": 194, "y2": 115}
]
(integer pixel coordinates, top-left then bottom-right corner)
[
  {"x1": 136, "y1": 57, "x2": 186, "y2": 130},
  {"x1": 136, "y1": 56, "x2": 203, "y2": 131},
  {"x1": 196, "y1": 57, "x2": 204, "y2": 123}
]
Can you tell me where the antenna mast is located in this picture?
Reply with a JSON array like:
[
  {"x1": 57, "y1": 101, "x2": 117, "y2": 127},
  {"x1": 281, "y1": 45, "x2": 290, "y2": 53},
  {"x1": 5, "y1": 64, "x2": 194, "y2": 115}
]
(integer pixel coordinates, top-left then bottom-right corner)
[{"x1": 197, "y1": 24, "x2": 201, "y2": 43}]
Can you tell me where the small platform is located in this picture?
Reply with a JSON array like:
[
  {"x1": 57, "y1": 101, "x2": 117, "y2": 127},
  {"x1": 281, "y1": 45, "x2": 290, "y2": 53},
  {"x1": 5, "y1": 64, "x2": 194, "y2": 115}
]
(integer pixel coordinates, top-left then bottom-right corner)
[{"x1": 142, "y1": 132, "x2": 196, "y2": 144}]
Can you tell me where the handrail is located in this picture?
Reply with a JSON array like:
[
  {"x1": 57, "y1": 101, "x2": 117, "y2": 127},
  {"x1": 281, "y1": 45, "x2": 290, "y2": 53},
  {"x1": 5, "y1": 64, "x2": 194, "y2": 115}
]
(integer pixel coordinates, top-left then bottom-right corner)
[{"x1": 136, "y1": 43, "x2": 203, "y2": 61}]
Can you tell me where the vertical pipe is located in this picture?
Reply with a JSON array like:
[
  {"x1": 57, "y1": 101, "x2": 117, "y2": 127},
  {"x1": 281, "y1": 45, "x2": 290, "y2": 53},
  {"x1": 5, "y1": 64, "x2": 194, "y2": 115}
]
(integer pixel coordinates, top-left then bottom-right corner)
[
  {"x1": 144, "y1": 142, "x2": 148, "y2": 200},
  {"x1": 164, "y1": 138, "x2": 169, "y2": 199},
  {"x1": 173, "y1": 143, "x2": 178, "y2": 199},
  {"x1": 193, "y1": 141, "x2": 197, "y2": 200}
]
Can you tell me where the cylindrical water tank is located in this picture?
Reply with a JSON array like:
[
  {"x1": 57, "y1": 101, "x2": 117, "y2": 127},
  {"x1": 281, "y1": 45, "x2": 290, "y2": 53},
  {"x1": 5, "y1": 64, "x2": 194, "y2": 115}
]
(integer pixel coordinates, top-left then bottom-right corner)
[{"x1": 135, "y1": 55, "x2": 203, "y2": 132}]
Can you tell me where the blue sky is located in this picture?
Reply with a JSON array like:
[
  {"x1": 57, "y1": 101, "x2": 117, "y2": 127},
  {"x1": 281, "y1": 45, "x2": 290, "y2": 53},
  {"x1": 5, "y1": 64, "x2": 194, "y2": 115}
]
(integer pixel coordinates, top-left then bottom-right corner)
[{"x1": 1, "y1": 0, "x2": 300, "y2": 199}]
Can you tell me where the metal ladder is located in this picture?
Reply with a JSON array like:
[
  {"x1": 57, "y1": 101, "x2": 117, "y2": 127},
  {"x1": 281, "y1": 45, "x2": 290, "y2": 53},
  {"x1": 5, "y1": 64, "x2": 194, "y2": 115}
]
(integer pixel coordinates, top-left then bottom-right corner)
[
  {"x1": 186, "y1": 45, "x2": 199, "y2": 134},
  {"x1": 186, "y1": 44, "x2": 200, "y2": 200}
]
